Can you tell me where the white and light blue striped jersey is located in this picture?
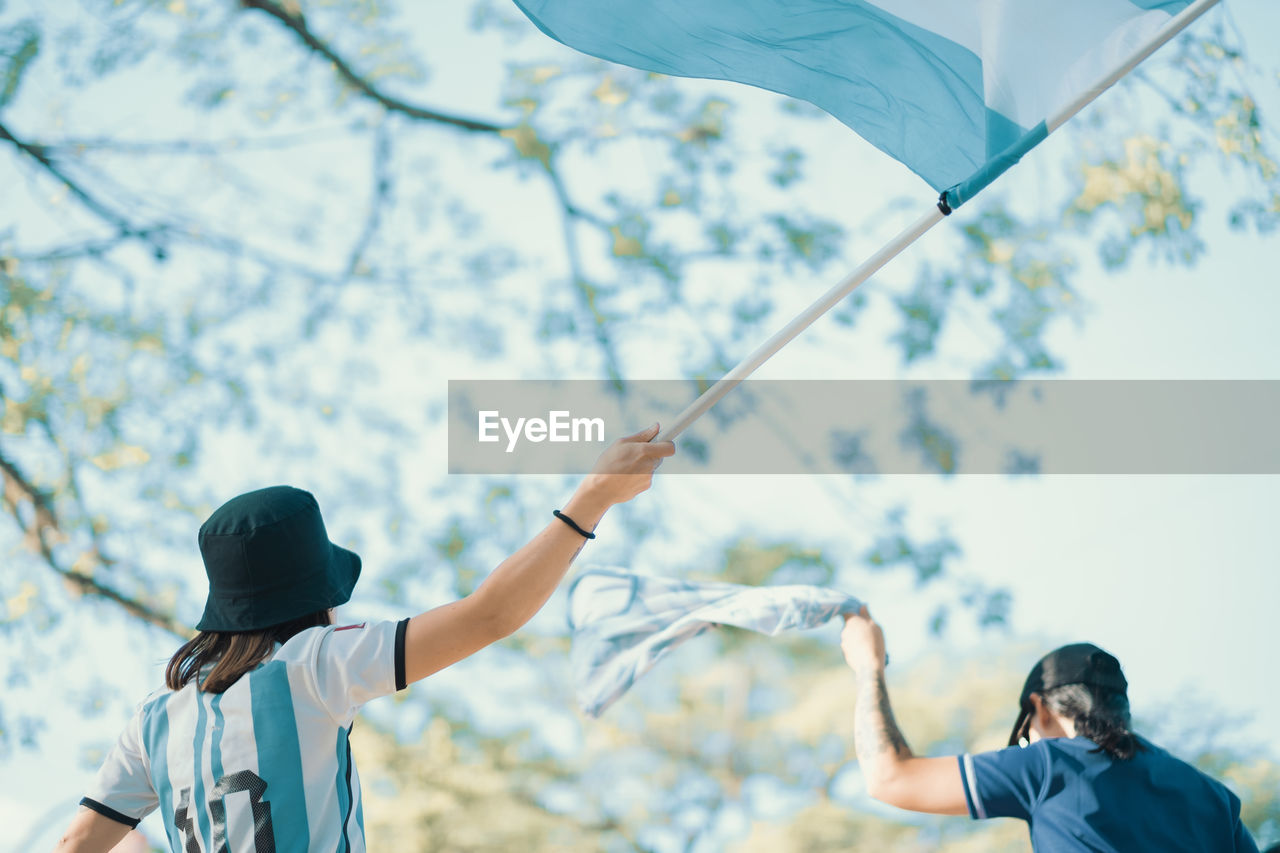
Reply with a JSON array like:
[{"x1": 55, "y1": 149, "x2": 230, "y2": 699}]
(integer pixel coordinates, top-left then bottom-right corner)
[{"x1": 81, "y1": 619, "x2": 409, "y2": 853}]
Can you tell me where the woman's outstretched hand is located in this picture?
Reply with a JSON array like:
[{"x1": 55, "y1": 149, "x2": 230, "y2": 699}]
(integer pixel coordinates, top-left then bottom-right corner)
[{"x1": 578, "y1": 423, "x2": 676, "y2": 507}]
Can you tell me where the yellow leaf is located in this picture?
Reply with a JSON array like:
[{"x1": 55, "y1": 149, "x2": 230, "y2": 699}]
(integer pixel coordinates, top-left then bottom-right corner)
[
  {"x1": 529, "y1": 65, "x2": 560, "y2": 84},
  {"x1": 6, "y1": 581, "x2": 38, "y2": 620},
  {"x1": 610, "y1": 226, "x2": 643, "y2": 257},
  {"x1": 135, "y1": 333, "x2": 164, "y2": 353},
  {"x1": 91, "y1": 445, "x2": 151, "y2": 471},
  {"x1": 71, "y1": 550, "x2": 97, "y2": 574},
  {"x1": 510, "y1": 97, "x2": 538, "y2": 116},
  {"x1": 986, "y1": 239, "x2": 1014, "y2": 266},
  {"x1": 71, "y1": 353, "x2": 90, "y2": 381},
  {"x1": 2, "y1": 399, "x2": 25, "y2": 434},
  {"x1": 499, "y1": 124, "x2": 552, "y2": 169},
  {"x1": 592, "y1": 76, "x2": 628, "y2": 107}
]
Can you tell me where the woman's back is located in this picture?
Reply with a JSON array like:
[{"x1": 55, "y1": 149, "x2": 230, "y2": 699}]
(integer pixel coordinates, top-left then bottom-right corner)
[{"x1": 84, "y1": 620, "x2": 407, "y2": 853}]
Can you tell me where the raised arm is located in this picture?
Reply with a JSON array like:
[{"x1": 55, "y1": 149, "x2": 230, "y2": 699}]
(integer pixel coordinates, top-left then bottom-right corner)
[
  {"x1": 840, "y1": 607, "x2": 969, "y2": 815},
  {"x1": 401, "y1": 423, "x2": 674, "y2": 684}
]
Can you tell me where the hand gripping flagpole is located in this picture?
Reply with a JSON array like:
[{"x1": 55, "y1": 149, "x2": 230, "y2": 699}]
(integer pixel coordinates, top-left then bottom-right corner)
[{"x1": 653, "y1": 0, "x2": 1220, "y2": 445}]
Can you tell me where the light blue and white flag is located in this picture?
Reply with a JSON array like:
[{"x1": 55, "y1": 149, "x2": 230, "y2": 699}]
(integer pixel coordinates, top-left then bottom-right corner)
[
  {"x1": 568, "y1": 568, "x2": 863, "y2": 717},
  {"x1": 513, "y1": 0, "x2": 1198, "y2": 208}
]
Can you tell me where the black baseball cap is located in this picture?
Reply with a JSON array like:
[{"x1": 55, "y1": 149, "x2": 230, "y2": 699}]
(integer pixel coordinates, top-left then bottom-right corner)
[
  {"x1": 1008, "y1": 642, "x2": 1128, "y2": 746},
  {"x1": 195, "y1": 486, "x2": 361, "y2": 632}
]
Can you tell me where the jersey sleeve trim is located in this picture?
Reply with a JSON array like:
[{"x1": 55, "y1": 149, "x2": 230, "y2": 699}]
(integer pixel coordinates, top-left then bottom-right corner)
[
  {"x1": 79, "y1": 797, "x2": 141, "y2": 829},
  {"x1": 958, "y1": 753, "x2": 987, "y2": 819},
  {"x1": 394, "y1": 618, "x2": 409, "y2": 691}
]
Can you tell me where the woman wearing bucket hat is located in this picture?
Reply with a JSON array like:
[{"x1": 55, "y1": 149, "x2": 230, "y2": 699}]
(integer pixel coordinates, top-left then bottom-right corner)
[
  {"x1": 55, "y1": 423, "x2": 674, "y2": 853},
  {"x1": 835, "y1": 607, "x2": 1259, "y2": 852}
]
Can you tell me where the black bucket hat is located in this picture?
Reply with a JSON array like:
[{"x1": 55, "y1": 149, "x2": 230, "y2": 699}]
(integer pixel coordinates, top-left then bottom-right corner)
[
  {"x1": 1008, "y1": 642, "x2": 1128, "y2": 746},
  {"x1": 195, "y1": 486, "x2": 361, "y2": 632}
]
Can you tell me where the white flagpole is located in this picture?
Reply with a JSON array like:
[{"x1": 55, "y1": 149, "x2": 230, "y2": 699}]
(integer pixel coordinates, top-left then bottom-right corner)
[
  {"x1": 654, "y1": 0, "x2": 1220, "y2": 445},
  {"x1": 654, "y1": 206, "x2": 945, "y2": 443}
]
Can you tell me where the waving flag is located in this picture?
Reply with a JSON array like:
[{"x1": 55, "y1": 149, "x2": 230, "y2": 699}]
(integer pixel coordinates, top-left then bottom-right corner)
[
  {"x1": 569, "y1": 568, "x2": 863, "y2": 717},
  {"x1": 511, "y1": 0, "x2": 1218, "y2": 445},
  {"x1": 514, "y1": 0, "x2": 1200, "y2": 209}
]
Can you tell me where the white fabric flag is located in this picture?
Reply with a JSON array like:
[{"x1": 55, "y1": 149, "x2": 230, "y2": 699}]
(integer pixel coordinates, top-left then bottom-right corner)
[{"x1": 568, "y1": 568, "x2": 863, "y2": 717}]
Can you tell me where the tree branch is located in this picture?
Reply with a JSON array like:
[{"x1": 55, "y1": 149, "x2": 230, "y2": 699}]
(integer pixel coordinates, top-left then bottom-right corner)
[
  {"x1": 0, "y1": 119, "x2": 168, "y2": 257},
  {"x1": 0, "y1": 449, "x2": 189, "y2": 639},
  {"x1": 238, "y1": 0, "x2": 644, "y2": 380},
  {"x1": 30, "y1": 124, "x2": 366, "y2": 156},
  {"x1": 0, "y1": 121, "x2": 365, "y2": 281},
  {"x1": 544, "y1": 156, "x2": 628, "y2": 385},
  {"x1": 344, "y1": 122, "x2": 393, "y2": 279},
  {"x1": 239, "y1": 0, "x2": 507, "y2": 134}
]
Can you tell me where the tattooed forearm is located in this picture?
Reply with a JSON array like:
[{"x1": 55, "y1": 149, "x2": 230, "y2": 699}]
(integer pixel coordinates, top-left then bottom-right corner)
[{"x1": 854, "y1": 670, "x2": 913, "y2": 766}]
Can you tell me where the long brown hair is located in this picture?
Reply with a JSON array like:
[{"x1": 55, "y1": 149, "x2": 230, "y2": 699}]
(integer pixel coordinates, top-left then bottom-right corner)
[
  {"x1": 1043, "y1": 683, "x2": 1145, "y2": 760},
  {"x1": 165, "y1": 610, "x2": 333, "y2": 694}
]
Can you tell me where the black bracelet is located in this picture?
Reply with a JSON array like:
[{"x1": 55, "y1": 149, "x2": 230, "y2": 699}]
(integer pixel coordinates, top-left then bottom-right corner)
[{"x1": 553, "y1": 509, "x2": 596, "y2": 539}]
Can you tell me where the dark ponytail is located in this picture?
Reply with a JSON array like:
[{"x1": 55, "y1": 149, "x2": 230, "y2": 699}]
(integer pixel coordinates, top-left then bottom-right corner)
[{"x1": 1042, "y1": 683, "x2": 1144, "y2": 760}]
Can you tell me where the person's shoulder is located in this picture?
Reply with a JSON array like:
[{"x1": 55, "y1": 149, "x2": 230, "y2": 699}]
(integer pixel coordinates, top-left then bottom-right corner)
[
  {"x1": 134, "y1": 684, "x2": 177, "y2": 714},
  {"x1": 1131, "y1": 734, "x2": 1198, "y2": 769},
  {"x1": 268, "y1": 623, "x2": 337, "y2": 665},
  {"x1": 1045, "y1": 735, "x2": 1100, "y2": 753},
  {"x1": 1043, "y1": 734, "x2": 1159, "y2": 767},
  {"x1": 1033, "y1": 736, "x2": 1113, "y2": 772},
  {"x1": 1133, "y1": 736, "x2": 1244, "y2": 805},
  {"x1": 969, "y1": 738, "x2": 1055, "y2": 775},
  {"x1": 272, "y1": 619, "x2": 403, "y2": 664},
  {"x1": 970, "y1": 739, "x2": 1054, "y2": 764},
  {"x1": 111, "y1": 685, "x2": 182, "y2": 738}
]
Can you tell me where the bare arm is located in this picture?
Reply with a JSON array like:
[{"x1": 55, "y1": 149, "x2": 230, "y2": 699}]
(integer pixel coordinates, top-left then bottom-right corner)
[
  {"x1": 402, "y1": 423, "x2": 674, "y2": 684},
  {"x1": 52, "y1": 808, "x2": 131, "y2": 853},
  {"x1": 841, "y1": 607, "x2": 969, "y2": 815}
]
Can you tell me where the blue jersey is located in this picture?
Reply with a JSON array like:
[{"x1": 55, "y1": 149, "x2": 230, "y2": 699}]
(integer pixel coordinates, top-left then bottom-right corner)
[
  {"x1": 81, "y1": 619, "x2": 408, "y2": 852},
  {"x1": 958, "y1": 735, "x2": 1258, "y2": 852}
]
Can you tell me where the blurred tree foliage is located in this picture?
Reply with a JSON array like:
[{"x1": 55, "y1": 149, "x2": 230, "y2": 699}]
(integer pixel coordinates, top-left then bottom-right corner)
[
  {"x1": 1, "y1": 0, "x2": 1276, "y2": 849},
  {"x1": 351, "y1": 643, "x2": 1280, "y2": 851}
]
